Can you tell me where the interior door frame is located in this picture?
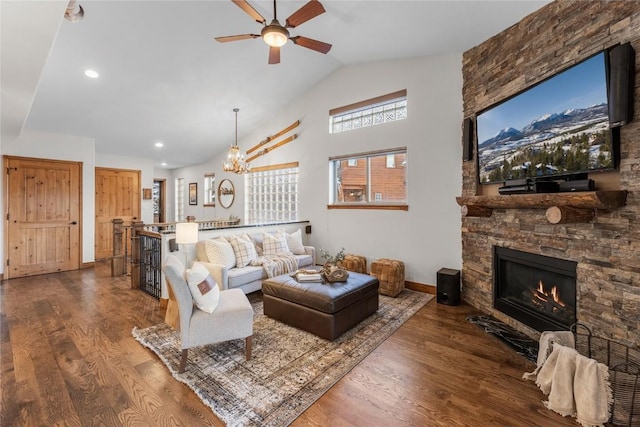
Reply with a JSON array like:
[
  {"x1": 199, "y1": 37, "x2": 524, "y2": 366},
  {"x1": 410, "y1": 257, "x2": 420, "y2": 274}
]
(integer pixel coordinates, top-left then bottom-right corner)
[
  {"x1": 153, "y1": 178, "x2": 166, "y2": 223},
  {"x1": 3, "y1": 155, "x2": 83, "y2": 279}
]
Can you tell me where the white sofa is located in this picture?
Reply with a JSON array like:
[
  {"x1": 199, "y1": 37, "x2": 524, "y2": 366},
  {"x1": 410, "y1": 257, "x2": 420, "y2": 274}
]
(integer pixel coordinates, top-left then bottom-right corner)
[{"x1": 194, "y1": 231, "x2": 316, "y2": 294}]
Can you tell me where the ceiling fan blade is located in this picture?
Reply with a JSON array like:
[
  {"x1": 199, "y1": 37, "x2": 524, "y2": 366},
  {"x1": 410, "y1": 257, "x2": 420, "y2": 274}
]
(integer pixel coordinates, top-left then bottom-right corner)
[
  {"x1": 290, "y1": 36, "x2": 332, "y2": 54},
  {"x1": 231, "y1": 0, "x2": 266, "y2": 24},
  {"x1": 269, "y1": 46, "x2": 281, "y2": 64},
  {"x1": 215, "y1": 34, "x2": 261, "y2": 43},
  {"x1": 285, "y1": 0, "x2": 325, "y2": 28}
]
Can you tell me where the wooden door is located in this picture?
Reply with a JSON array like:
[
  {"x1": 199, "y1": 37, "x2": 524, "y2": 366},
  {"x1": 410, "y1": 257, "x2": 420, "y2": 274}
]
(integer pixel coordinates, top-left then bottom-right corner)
[
  {"x1": 5, "y1": 156, "x2": 81, "y2": 279},
  {"x1": 95, "y1": 168, "x2": 140, "y2": 260}
]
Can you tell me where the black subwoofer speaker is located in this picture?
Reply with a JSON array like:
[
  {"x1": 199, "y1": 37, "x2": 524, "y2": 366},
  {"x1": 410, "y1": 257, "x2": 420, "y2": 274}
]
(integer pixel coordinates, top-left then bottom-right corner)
[
  {"x1": 608, "y1": 42, "x2": 635, "y2": 127},
  {"x1": 437, "y1": 268, "x2": 460, "y2": 306}
]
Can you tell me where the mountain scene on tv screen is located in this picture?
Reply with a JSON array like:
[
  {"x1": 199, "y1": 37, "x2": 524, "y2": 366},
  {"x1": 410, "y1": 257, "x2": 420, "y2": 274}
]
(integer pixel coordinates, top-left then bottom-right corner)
[
  {"x1": 478, "y1": 105, "x2": 611, "y2": 183},
  {"x1": 477, "y1": 53, "x2": 611, "y2": 184}
]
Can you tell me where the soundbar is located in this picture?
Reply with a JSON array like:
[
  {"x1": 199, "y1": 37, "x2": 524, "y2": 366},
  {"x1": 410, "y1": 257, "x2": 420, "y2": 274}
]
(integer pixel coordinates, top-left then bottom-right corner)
[
  {"x1": 498, "y1": 185, "x2": 534, "y2": 195},
  {"x1": 558, "y1": 179, "x2": 594, "y2": 192}
]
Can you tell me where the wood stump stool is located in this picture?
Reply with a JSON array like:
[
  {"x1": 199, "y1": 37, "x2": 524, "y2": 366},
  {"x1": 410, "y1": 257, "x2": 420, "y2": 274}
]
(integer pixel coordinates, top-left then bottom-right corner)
[
  {"x1": 342, "y1": 254, "x2": 367, "y2": 274},
  {"x1": 371, "y1": 259, "x2": 405, "y2": 297}
]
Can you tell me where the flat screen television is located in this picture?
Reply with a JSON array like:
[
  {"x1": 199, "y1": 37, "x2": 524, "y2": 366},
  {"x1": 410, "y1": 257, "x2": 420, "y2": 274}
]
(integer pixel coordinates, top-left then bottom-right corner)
[{"x1": 476, "y1": 50, "x2": 617, "y2": 184}]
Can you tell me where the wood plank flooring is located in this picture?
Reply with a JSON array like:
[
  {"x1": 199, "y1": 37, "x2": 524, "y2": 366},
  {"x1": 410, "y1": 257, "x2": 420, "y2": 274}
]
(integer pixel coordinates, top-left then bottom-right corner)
[{"x1": 1, "y1": 262, "x2": 577, "y2": 426}]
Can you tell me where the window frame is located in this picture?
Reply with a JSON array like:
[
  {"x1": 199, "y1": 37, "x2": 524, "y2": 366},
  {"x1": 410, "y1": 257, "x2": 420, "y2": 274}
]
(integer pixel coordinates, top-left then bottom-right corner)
[{"x1": 328, "y1": 147, "x2": 408, "y2": 211}]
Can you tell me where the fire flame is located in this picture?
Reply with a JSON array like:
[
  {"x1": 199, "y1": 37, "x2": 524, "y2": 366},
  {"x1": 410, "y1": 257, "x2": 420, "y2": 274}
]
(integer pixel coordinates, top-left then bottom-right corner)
[{"x1": 535, "y1": 280, "x2": 565, "y2": 307}]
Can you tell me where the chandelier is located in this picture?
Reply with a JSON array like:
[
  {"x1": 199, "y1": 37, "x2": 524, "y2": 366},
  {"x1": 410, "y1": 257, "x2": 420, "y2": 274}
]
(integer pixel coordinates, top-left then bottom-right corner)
[{"x1": 223, "y1": 108, "x2": 250, "y2": 174}]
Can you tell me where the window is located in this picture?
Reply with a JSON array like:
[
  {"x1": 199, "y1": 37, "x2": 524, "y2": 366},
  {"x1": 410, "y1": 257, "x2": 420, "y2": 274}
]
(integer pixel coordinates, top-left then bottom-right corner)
[
  {"x1": 329, "y1": 89, "x2": 407, "y2": 134},
  {"x1": 329, "y1": 148, "x2": 407, "y2": 210},
  {"x1": 245, "y1": 162, "x2": 299, "y2": 224},
  {"x1": 203, "y1": 173, "x2": 215, "y2": 206},
  {"x1": 386, "y1": 154, "x2": 395, "y2": 168},
  {"x1": 175, "y1": 177, "x2": 184, "y2": 221}
]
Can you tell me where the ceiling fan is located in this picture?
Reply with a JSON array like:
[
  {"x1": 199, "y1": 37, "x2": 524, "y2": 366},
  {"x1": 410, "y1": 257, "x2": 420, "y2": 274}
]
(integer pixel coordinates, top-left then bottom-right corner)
[{"x1": 215, "y1": 0, "x2": 332, "y2": 64}]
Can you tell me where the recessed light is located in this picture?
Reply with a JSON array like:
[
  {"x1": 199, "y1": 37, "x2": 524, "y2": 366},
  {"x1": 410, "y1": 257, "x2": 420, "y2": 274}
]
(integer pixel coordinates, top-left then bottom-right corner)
[
  {"x1": 155, "y1": 142, "x2": 164, "y2": 148},
  {"x1": 161, "y1": 162, "x2": 167, "y2": 166},
  {"x1": 84, "y1": 69, "x2": 99, "y2": 79}
]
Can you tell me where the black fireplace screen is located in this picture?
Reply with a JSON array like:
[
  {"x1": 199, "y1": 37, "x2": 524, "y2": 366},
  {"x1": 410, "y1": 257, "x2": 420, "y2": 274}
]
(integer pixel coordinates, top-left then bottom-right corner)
[{"x1": 494, "y1": 247, "x2": 577, "y2": 332}]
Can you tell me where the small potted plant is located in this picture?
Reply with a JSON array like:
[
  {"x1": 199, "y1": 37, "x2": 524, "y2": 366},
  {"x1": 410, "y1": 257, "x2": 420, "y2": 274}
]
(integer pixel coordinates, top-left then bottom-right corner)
[
  {"x1": 319, "y1": 247, "x2": 349, "y2": 282},
  {"x1": 320, "y1": 247, "x2": 345, "y2": 266}
]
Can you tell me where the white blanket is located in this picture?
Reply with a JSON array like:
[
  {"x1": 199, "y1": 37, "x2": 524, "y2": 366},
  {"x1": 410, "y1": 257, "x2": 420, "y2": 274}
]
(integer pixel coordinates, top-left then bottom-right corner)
[
  {"x1": 523, "y1": 330, "x2": 575, "y2": 381},
  {"x1": 250, "y1": 254, "x2": 298, "y2": 278},
  {"x1": 534, "y1": 343, "x2": 612, "y2": 427}
]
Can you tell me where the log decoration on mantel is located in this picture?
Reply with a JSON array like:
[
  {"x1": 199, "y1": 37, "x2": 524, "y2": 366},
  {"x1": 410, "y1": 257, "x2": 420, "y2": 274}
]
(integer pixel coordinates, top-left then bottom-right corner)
[
  {"x1": 245, "y1": 120, "x2": 300, "y2": 163},
  {"x1": 461, "y1": 204, "x2": 492, "y2": 218},
  {"x1": 456, "y1": 190, "x2": 627, "y2": 224},
  {"x1": 545, "y1": 206, "x2": 595, "y2": 224}
]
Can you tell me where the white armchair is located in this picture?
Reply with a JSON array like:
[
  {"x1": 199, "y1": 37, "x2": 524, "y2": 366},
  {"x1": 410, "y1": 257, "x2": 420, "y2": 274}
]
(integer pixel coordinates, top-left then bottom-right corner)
[{"x1": 162, "y1": 254, "x2": 254, "y2": 373}]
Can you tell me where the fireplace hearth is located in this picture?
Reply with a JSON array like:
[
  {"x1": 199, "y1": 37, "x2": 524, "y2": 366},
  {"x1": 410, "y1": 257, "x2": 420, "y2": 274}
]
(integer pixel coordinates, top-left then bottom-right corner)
[{"x1": 493, "y1": 247, "x2": 577, "y2": 332}]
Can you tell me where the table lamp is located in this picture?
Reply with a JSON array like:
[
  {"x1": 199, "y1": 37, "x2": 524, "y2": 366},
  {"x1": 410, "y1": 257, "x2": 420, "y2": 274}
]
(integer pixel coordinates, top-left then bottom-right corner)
[{"x1": 175, "y1": 221, "x2": 199, "y2": 266}]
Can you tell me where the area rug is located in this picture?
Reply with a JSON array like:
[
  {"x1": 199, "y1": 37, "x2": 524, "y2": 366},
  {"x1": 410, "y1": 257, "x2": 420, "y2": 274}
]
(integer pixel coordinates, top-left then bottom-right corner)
[{"x1": 132, "y1": 290, "x2": 432, "y2": 427}]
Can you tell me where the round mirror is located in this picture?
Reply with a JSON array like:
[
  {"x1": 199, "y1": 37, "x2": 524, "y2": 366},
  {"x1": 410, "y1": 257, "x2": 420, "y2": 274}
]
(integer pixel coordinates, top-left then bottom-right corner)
[{"x1": 218, "y1": 179, "x2": 235, "y2": 209}]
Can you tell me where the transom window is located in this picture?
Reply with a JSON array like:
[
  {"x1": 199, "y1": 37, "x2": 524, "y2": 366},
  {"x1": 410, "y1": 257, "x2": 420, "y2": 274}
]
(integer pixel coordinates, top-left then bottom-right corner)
[
  {"x1": 329, "y1": 148, "x2": 408, "y2": 210},
  {"x1": 329, "y1": 89, "x2": 407, "y2": 134},
  {"x1": 245, "y1": 162, "x2": 299, "y2": 224}
]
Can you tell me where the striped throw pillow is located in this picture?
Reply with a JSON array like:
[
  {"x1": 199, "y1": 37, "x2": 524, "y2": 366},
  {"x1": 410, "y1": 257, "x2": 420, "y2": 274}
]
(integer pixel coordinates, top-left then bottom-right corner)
[{"x1": 204, "y1": 238, "x2": 236, "y2": 269}]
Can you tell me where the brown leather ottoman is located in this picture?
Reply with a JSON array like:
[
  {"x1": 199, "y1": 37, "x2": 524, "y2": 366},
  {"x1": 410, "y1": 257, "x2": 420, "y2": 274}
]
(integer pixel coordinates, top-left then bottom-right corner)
[{"x1": 262, "y1": 272, "x2": 379, "y2": 340}]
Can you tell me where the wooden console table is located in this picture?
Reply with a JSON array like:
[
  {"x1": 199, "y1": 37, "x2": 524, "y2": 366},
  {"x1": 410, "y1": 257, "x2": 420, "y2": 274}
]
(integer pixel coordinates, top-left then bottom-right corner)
[{"x1": 456, "y1": 190, "x2": 628, "y2": 224}]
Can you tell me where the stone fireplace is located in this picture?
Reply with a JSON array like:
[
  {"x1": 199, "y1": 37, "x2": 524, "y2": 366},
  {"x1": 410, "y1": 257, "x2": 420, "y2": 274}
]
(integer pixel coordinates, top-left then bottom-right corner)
[
  {"x1": 460, "y1": 1, "x2": 640, "y2": 345},
  {"x1": 493, "y1": 247, "x2": 577, "y2": 332}
]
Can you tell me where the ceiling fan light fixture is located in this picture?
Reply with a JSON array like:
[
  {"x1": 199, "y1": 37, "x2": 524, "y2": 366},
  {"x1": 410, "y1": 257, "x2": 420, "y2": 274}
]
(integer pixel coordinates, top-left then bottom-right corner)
[{"x1": 261, "y1": 22, "x2": 289, "y2": 47}]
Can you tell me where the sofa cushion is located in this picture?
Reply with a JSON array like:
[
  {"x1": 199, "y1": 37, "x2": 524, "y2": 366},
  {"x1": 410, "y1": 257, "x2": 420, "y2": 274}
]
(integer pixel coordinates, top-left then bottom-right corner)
[
  {"x1": 204, "y1": 238, "x2": 236, "y2": 269},
  {"x1": 295, "y1": 253, "x2": 313, "y2": 268},
  {"x1": 227, "y1": 266, "x2": 266, "y2": 288},
  {"x1": 263, "y1": 231, "x2": 292, "y2": 256},
  {"x1": 227, "y1": 234, "x2": 258, "y2": 267},
  {"x1": 285, "y1": 229, "x2": 306, "y2": 255},
  {"x1": 185, "y1": 262, "x2": 220, "y2": 313}
]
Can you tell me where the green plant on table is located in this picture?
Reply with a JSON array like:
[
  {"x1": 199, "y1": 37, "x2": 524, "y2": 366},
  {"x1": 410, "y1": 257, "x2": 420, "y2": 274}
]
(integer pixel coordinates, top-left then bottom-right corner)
[{"x1": 320, "y1": 247, "x2": 346, "y2": 265}]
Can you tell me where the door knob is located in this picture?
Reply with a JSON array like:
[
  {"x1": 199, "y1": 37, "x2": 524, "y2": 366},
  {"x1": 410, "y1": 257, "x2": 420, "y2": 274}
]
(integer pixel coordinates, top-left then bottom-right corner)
[{"x1": 70, "y1": 221, "x2": 78, "y2": 225}]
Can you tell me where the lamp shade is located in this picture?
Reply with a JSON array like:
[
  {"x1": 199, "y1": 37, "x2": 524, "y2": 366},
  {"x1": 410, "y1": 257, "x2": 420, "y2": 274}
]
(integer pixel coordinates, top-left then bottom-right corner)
[{"x1": 175, "y1": 222, "x2": 199, "y2": 245}]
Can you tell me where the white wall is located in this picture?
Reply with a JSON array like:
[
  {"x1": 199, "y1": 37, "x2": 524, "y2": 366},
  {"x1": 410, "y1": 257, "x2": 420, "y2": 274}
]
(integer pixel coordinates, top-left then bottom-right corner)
[
  {"x1": 169, "y1": 54, "x2": 464, "y2": 286},
  {"x1": 2, "y1": 54, "x2": 463, "y2": 285}
]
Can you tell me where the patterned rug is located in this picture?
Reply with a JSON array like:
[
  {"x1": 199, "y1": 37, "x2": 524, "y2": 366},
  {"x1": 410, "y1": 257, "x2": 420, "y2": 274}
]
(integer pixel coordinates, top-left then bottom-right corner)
[{"x1": 132, "y1": 290, "x2": 433, "y2": 427}]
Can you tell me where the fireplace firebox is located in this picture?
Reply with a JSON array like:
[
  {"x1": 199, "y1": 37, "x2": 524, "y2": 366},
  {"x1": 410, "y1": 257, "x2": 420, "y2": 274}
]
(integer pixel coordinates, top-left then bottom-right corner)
[{"x1": 493, "y1": 247, "x2": 577, "y2": 332}]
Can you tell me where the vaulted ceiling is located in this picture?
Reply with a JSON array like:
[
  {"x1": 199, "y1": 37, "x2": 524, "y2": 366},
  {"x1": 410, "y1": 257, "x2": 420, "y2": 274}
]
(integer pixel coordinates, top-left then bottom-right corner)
[{"x1": 2, "y1": 0, "x2": 548, "y2": 169}]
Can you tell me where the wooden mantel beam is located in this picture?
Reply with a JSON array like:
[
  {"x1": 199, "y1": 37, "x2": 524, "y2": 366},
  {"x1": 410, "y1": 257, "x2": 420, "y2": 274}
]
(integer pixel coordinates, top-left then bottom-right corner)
[{"x1": 456, "y1": 191, "x2": 627, "y2": 210}]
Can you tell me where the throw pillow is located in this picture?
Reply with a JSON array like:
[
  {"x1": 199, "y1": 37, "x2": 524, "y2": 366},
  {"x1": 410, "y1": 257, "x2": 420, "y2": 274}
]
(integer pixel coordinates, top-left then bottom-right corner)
[
  {"x1": 262, "y1": 231, "x2": 292, "y2": 256},
  {"x1": 250, "y1": 233, "x2": 264, "y2": 256},
  {"x1": 204, "y1": 238, "x2": 236, "y2": 269},
  {"x1": 227, "y1": 234, "x2": 258, "y2": 267},
  {"x1": 285, "y1": 229, "x2": 306, "y2": 255},
  {"x1": 185, "y1": 262, "x2": 220, "y2": 313}
]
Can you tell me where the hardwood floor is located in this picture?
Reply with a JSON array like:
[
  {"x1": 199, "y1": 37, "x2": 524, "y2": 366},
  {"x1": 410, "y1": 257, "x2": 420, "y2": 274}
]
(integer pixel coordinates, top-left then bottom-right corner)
[{"x1": 1, "y1": 263, "x2": 577, "y2": 426}]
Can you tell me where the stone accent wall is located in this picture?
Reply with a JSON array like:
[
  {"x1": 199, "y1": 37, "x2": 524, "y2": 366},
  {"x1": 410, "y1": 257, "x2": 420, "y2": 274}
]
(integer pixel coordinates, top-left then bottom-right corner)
[{"x1": 461, "y1": 1, "x2": 640, "y2": 345}]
